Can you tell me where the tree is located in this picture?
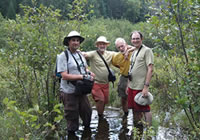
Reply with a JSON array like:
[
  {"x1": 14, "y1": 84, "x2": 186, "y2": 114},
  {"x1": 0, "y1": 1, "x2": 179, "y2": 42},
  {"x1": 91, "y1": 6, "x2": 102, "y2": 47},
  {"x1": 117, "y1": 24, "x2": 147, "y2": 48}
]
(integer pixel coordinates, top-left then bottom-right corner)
[{"x1": 148, "y1": 0, "x2": 200, "y2": 137}]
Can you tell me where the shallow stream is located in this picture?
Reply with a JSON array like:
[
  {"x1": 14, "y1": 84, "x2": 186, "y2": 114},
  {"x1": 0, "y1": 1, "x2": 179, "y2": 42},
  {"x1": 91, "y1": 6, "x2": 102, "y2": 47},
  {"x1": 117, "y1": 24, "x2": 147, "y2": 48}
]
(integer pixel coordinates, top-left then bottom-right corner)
[{"x1": 61, "y1": 106, "x2": 187, "y2": 140}]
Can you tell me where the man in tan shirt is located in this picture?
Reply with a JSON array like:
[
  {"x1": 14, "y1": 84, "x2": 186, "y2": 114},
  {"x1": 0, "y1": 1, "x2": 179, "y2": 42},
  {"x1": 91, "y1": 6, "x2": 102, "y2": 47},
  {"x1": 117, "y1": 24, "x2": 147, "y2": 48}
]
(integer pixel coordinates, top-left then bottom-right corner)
[
  {"x1": 127, "y1": 31, "x2": 154, "y2": 137},
  {"x1": 84, "y1": 36, "x2": 116, "y2": 119}
]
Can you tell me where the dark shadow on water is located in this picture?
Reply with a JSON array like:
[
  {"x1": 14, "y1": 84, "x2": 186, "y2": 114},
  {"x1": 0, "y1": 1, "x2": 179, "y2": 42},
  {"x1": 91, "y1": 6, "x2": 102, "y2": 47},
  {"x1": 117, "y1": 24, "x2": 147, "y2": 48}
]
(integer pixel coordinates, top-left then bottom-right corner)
[
  {"x1": 95, "y1": 118, "x2": 109, "y2": 140},
  {"x1": 81, "y1": 127, "x2": 92, "y2": 140},
  {"x1": 118, "y1": 116, "x2": 131, "y2": 140}
]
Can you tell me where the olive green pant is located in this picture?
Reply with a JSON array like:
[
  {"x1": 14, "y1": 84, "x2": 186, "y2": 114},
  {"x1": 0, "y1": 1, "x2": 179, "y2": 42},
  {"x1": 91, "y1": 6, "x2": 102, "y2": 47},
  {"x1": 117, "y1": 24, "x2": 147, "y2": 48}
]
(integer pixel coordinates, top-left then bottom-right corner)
[{"x1": 60, "y1": 92, "x2": 92, "y2": 131}]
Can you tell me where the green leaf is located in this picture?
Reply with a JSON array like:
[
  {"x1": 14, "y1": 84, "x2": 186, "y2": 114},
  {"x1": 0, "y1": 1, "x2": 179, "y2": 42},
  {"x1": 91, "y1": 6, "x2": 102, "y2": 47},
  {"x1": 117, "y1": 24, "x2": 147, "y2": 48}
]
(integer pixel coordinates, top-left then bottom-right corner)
[
  {"x1": 30, "y1": 115, "x2": 38, "y2": 122},
  {"x1": 54, "y1": 115, "x2": 63, "y2": 123},
  {"x1": 34, "y1": 104, "x2": 39, "y2": 111},
  {"x1": 194, "y1": 106, "x2": 200, "y2": 113},
  {"x1": 44, "y1": 122, "x2": 52, "y2": 127},
  {"x1": 53, "y1": 109, "x2": 61, "y2": 114},
  {"x1": 3, "y1": 98, "x2": 9, "y2": 105}
]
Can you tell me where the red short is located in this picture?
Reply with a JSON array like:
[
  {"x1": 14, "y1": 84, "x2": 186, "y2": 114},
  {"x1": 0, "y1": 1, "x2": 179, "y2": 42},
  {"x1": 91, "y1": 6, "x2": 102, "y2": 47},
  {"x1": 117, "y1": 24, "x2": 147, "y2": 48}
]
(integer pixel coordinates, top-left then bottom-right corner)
[
  {"x1": 127, "y1": 88, "x2": 150, "y2": 112},
  {"x1": 92, "y1": 83, "x2": 109, "y2": 104}
]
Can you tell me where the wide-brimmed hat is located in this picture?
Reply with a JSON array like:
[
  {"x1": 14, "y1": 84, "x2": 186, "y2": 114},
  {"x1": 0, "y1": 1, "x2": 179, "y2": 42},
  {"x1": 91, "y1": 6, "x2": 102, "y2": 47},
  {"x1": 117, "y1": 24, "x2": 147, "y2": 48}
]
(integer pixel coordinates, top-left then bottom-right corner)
[
  {"x1": 134, "y1": 92, "x2": 153, "y2": 106},
  {"x1": 95, "y1": 36, "x2": 110, "y2": 45},
  {"x1": 63, "y1": 31, "x2": 85, "y2": 46}
]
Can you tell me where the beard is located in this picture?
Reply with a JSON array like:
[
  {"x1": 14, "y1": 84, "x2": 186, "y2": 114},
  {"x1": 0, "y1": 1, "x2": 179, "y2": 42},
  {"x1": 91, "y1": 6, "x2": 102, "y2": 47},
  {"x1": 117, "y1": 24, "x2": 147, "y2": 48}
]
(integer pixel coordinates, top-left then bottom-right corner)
[{"x1": 98, "y1": 47, "x2": 106, "y2": 53}]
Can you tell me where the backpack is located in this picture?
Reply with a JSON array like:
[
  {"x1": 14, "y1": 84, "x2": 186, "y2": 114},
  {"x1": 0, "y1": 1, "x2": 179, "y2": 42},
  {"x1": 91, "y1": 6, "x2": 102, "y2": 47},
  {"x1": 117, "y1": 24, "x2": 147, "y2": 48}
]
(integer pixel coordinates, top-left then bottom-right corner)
[
  {"x1": 53, "y1": 50, "x2": 68, "y2": 98},
  {"x1": 55, "y1": 50, "x2": 69, "y2": 82}
]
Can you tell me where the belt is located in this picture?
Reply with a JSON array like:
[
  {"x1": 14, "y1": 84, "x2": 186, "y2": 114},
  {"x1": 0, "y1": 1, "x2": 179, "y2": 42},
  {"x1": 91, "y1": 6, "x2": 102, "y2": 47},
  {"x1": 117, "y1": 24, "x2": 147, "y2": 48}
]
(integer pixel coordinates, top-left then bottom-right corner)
[{"x1": 122, "y1": 75, "x2": 129, "y2": 78}]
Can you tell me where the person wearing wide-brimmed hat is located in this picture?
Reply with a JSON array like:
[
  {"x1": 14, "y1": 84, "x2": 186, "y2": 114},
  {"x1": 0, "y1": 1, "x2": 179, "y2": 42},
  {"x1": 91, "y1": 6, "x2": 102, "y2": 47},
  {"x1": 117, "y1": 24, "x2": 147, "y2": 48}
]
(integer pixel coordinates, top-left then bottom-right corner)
[
  {"x1": 83, "y1": 36, "x2": 117, "y2": 119},
  {"x1": 56, "y1": 31, "x2": 95, "y2": 136},
  {"x1": 127, "y1": 31, "x2": 154, "y2": 138}
]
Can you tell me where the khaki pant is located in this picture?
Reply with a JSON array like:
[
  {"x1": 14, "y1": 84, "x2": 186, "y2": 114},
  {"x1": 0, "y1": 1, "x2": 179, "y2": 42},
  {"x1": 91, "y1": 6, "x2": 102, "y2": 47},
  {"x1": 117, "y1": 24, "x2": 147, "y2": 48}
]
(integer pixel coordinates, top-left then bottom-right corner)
[
  {"x1": 60, "y1": 92, "x2": 92, "y2": 131},
  {"x1": 117, "y1": 75, "x2": 128, "y2": 98}
]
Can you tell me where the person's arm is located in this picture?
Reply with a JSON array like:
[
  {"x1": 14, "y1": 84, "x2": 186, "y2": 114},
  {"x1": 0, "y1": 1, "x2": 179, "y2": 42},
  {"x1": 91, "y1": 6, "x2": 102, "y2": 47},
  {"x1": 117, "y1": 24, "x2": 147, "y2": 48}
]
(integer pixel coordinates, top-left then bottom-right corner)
[
  {"x1": 124, "y1": 45, "x2": 136, "y2": 59},
  {"x1": 127, "y1": 45, "x2": 136, "y2": 51},
  {"x1": 142, "y1": 64, "x2": 153, "y2": 96},
  {"x1": 111, "y1": 53, "x2": 120, "y2": 68},
  {"x1": 61, "y1": 69, "x2": 95, "y2": 81},
  {"x1": 61, "y1": 71, "x2": 84, "y2": 81},
  {"x1": 81, "y1": 51, "x2": 89, "y2": 60}
]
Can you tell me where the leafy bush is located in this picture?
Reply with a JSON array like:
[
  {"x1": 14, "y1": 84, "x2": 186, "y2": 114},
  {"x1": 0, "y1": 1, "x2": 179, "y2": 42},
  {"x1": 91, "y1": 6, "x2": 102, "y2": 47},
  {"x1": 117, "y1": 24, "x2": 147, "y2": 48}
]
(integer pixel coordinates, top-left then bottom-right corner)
[{"x1": 0, "y1": 98, "x2": 64, "y2": 140}]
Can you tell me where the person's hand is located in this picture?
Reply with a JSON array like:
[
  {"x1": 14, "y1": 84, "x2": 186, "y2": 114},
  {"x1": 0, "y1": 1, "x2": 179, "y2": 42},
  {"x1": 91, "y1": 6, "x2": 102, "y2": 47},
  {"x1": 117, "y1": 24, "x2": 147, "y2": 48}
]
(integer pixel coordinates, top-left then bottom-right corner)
[
  {"x1": 88, "y1": 71, "x2": 95, "y2": 78},
  {"x1": 124, "y1": 45, "x2": 129, "y2": 59},
  {"x1": 142, "y1": 87, "x2": 149, "y2": 97},
  {"x1": 83, "y1": 74, "x2": 94, "y2": 81},
  {"x1": 124, "y1": 45, "x2": 136, "y2": 59}
]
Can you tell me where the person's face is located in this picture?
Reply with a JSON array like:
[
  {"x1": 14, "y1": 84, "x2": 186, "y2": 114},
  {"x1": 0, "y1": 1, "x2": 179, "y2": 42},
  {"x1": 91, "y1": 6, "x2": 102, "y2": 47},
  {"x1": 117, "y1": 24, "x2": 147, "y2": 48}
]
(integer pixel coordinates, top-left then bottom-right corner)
[
  {"x1": 131, "y1": 32, "x2": 142, "y2": 48},
  {"x1": 68, "y1": 37, "x2": 80, "y2": 50},
  {"x1": 116, "y1": 42, "x2": 127, "y2": 53},
  {"x1": 96, "y1": 42, "x2": 108, "y2": 53}
]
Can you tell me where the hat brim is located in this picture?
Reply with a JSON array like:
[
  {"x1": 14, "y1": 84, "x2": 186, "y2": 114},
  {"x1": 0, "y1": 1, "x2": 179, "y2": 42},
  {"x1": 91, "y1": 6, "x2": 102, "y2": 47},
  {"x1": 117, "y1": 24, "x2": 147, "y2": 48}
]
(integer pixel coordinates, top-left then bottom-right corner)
[
  {"x1": 134, "y1": 92, "x2": 153, "y2": 106},
  {"x1": 95, "y1": 41, "x2": 110, "y2": 45},
  {"x1": 63, "y1": 36, "x2": 85, "y2": 46}
]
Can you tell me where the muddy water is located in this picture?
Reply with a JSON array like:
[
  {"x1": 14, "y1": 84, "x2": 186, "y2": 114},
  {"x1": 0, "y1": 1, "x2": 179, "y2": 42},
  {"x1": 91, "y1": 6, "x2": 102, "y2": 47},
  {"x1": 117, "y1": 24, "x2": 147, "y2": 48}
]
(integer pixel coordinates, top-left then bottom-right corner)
[
  {"x1": 63, "y1": 106, "x2": 133, "y2": 140},
  {"x1": 63, "y1": 106, "x2": 185, "y2": 140}
]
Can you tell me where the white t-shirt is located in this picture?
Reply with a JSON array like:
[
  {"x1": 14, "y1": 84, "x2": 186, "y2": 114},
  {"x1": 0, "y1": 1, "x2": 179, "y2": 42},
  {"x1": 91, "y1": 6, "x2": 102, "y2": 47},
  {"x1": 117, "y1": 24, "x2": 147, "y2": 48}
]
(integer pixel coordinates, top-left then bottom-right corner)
[{"x1": 57, "y1": 49, "x2": 87, "y2": 94}]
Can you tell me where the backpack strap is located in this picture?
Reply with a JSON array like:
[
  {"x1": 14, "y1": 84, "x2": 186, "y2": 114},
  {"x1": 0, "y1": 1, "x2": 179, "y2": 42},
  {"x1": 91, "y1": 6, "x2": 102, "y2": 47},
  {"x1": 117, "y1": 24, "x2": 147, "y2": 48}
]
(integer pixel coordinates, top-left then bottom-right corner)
[
  {"x1": 64, "y1": 50, "x2": 69, "y2": 74},
  {"x1": 64, "y1": 50, "x2": 76, "y2": 85},
  {"x1": 96, "y1": 50, "x2": 112, "y2": 74}
]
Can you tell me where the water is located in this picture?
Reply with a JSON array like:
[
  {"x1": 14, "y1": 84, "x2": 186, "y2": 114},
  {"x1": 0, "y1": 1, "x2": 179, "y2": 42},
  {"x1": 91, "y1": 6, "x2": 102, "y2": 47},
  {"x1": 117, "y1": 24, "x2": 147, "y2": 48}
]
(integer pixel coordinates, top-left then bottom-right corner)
[{"x1": 62, "y1": 106, "x2": 186, "y2": 140}]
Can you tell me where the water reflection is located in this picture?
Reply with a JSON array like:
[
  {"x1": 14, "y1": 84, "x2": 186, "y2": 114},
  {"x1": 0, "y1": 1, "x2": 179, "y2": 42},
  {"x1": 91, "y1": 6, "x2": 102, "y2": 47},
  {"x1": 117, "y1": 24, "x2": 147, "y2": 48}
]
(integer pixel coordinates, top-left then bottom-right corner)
[
  {"x1": 95, "y1": 118, "x2": 109, "y2": 140},
  {"x1": 118, "y1": 116, "x2": 130, "y2": 140},
  {"x1": 67, "y1": 132, "x2": 79, "y2": 140},
  {"x1": 81, "y1": 127, "x2": 92, "y2": 140}
]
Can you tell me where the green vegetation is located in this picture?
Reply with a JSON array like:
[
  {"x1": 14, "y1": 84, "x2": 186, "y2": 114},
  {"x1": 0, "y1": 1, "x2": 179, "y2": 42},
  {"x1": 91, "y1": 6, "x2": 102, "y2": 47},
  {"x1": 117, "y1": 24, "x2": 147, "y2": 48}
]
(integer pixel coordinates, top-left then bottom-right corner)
[
  {"x1": 0, "y1": 0, "x2": 149, "y2": 23},
  {"x1": 0, "y1": 0, "x2": 199, "y2": 139}
]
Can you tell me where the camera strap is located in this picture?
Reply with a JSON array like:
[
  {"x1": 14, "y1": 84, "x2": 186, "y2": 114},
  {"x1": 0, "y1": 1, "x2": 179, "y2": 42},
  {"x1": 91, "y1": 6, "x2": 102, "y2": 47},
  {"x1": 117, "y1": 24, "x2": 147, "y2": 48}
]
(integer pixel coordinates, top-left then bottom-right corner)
[
  {"x1": 129, "y1": 45, "x2": 143, "y2": 74},
  {"x1": 69, "y1": 49, "x2": 87, "y2": 74},
  {"x1": 96, "y1": 50, "x2": 112, "y2": 75}
]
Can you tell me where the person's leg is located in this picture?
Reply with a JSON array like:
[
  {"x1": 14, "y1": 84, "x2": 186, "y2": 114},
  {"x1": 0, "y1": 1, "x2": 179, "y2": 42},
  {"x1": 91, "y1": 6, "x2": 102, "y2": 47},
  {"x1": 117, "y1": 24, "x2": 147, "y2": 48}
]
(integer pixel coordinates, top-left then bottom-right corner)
[
  {"x1": 96, "y1": 100, "x2": 105, "y2": 116},
  {"x1": 118, "y1": 76, "x2": 128, "y2": 116},
  {"x1": 92, "y1": 83, "x2": 105, "y2": 117},
  {"x1": 79, "y1": 95, "x2": 92, "y2": 128},
  {"x1": 61, "y1": 92, "x2": 79, "y2": 132},
  {"x1": 133, "y1": 111, "x2": 144, "y2": 139},
  {"x1": 144, "y1": 111, "x2": 152, "y2": 140},
  {"x1": 121, "y1": 97, "x2": 128, "y2": 116},
  {"x1": 144, "y1": 111, "x2": 152, "y2": 127},
  {"x1": 102, "y1": 83, "x2": 109, "y2": 114},
  {"x1": 94, "y1": 83, "x2": 109, "y2": 117}
]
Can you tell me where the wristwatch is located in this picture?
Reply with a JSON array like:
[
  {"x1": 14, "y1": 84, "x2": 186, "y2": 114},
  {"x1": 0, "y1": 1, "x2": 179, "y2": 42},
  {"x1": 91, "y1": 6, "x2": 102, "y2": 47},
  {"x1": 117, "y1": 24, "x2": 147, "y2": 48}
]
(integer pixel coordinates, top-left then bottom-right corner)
[{"x1": 144, "y1": 83, "x2": 149, "y2": 86}]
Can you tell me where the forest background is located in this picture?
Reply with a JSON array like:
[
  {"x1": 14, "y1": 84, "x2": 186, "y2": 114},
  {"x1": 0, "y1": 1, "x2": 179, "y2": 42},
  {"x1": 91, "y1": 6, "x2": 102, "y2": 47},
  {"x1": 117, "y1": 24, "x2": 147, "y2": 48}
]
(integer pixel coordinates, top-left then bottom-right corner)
[{"x1": 0, "y1": 0, "x2": 199, "y2": 139}]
